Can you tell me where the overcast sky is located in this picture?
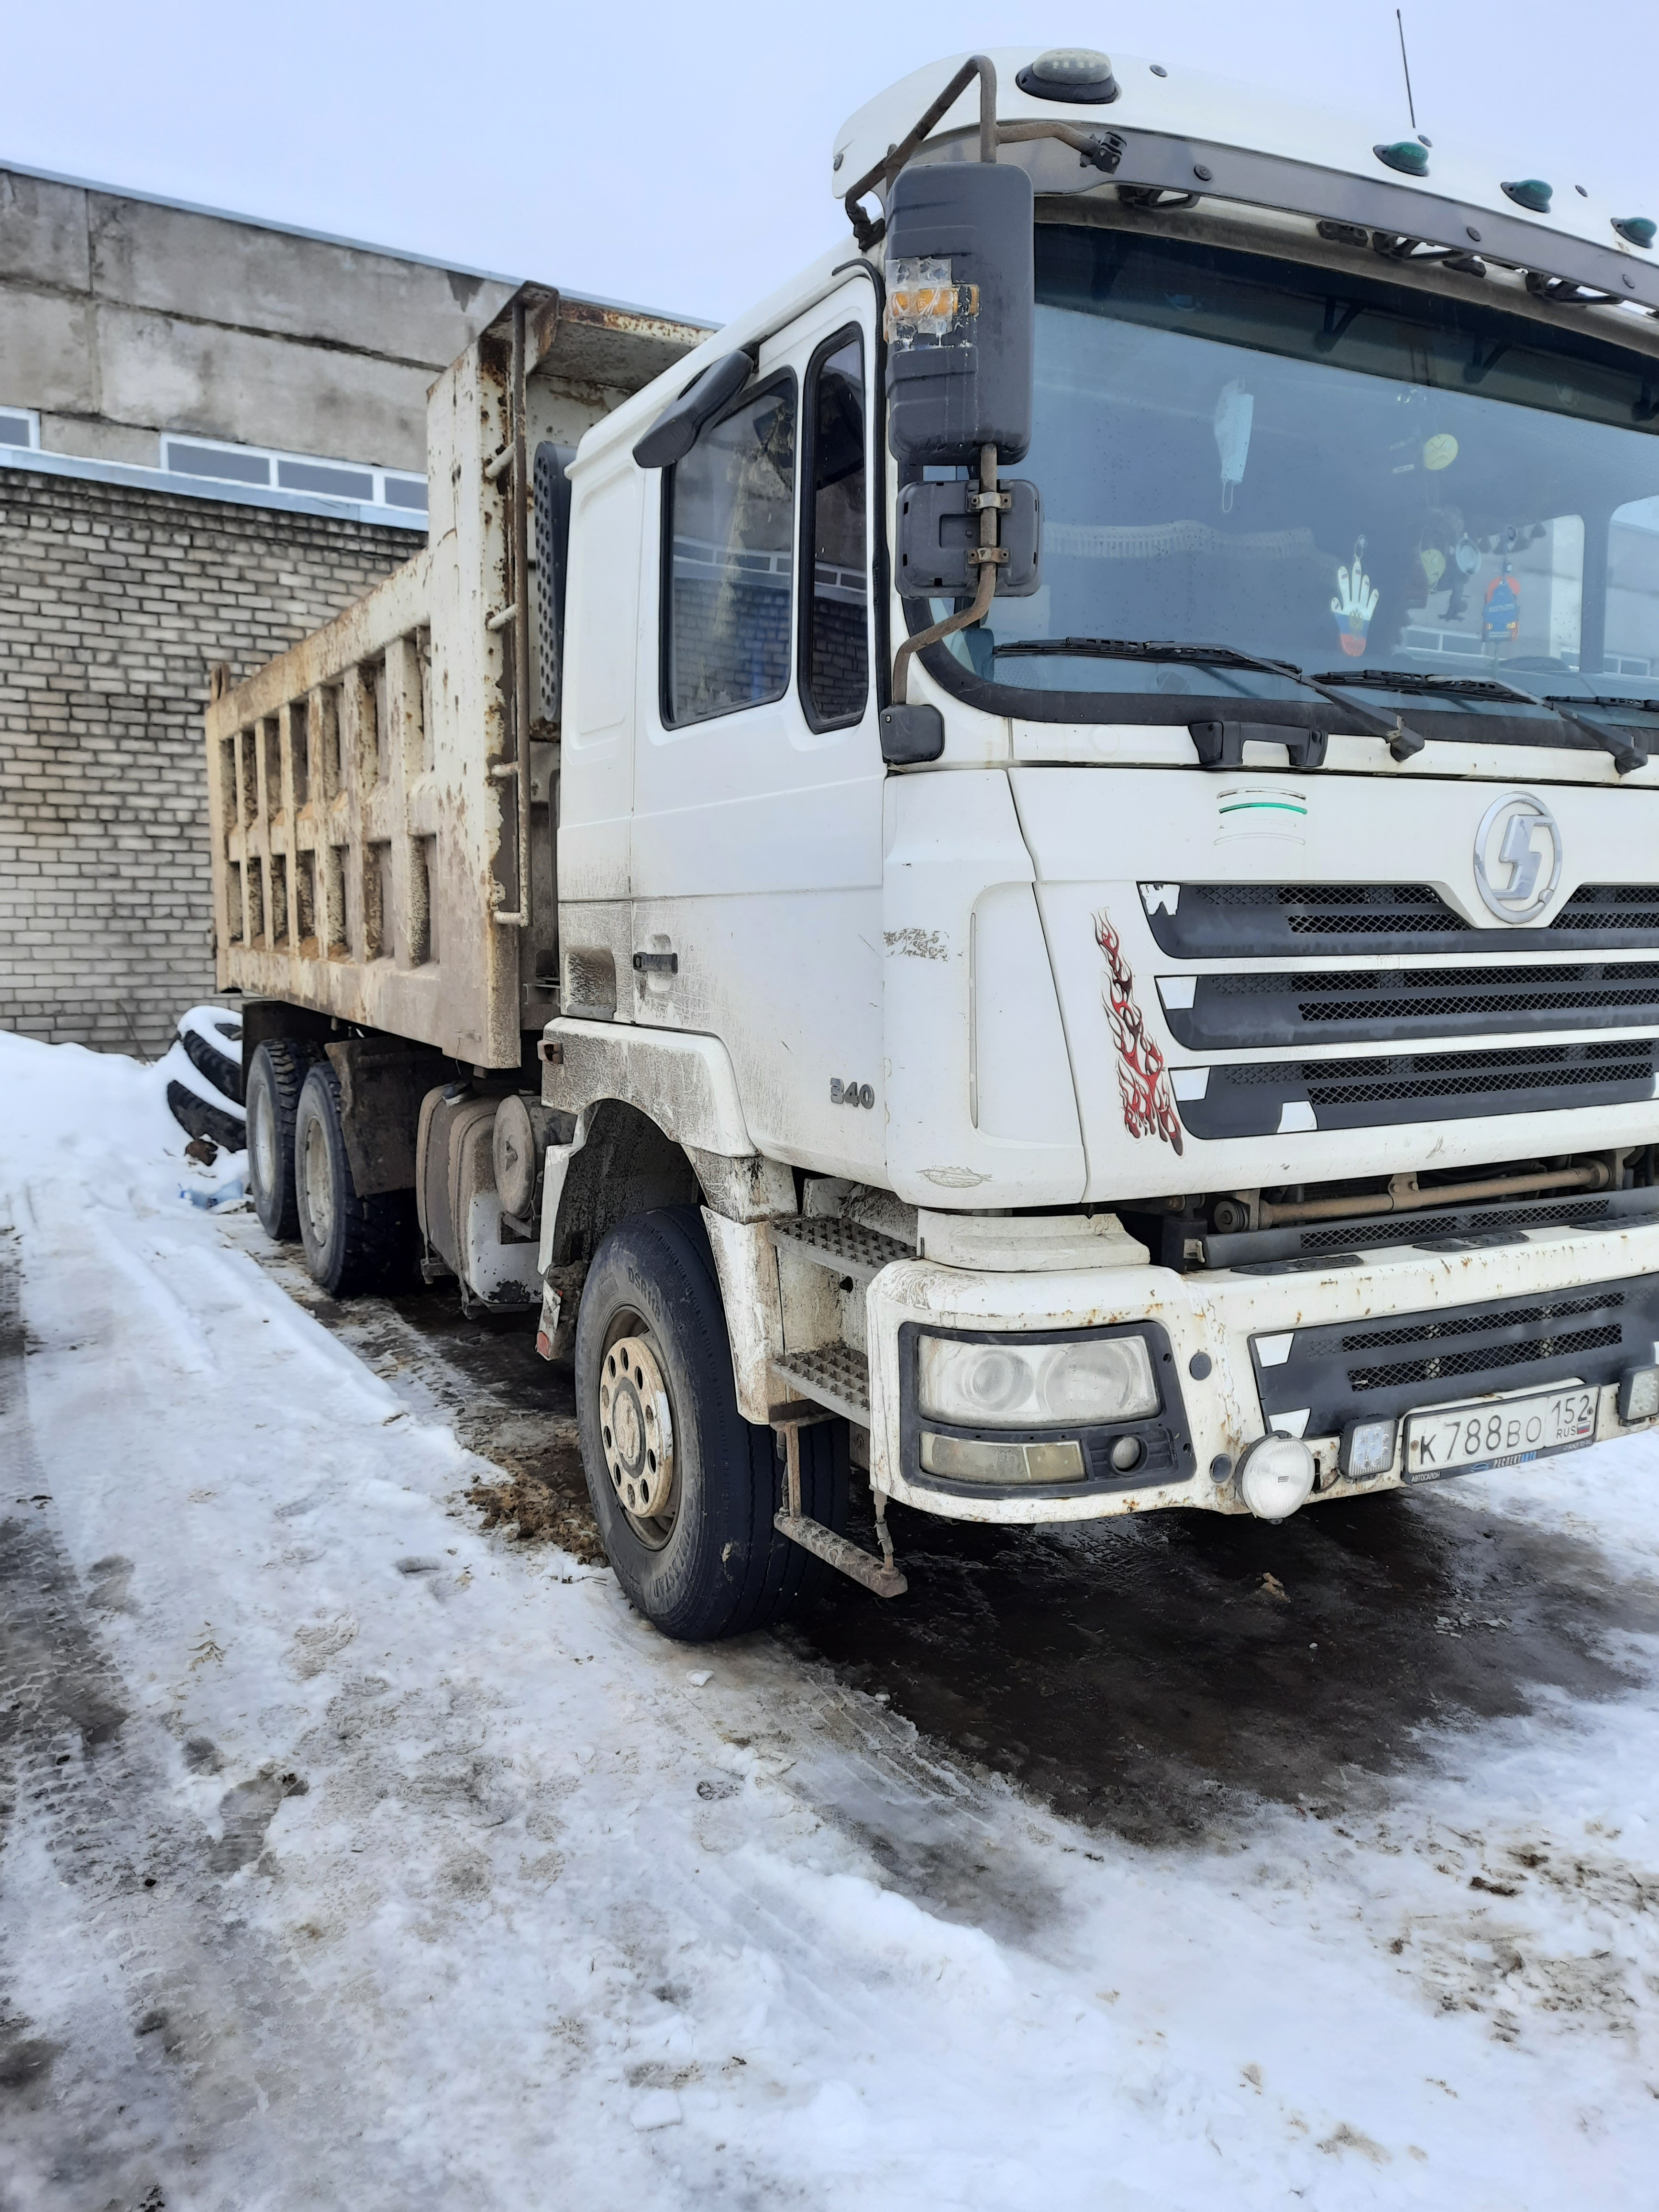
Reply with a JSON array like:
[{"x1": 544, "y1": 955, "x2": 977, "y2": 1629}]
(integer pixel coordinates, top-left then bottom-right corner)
[{"x1": 3, "y1": 0, "x2": 1653, "y2": 326}]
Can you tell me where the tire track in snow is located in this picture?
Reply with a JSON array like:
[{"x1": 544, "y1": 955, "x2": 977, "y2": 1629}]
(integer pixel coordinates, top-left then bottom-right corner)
[{"x1": 0, "y1": 1223, "x2": 423, "y2": 2212}]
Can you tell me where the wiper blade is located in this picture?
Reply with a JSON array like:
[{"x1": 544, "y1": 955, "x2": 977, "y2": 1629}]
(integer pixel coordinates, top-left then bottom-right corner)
[
  {"x1": 997, "y1": 638, "x2": 1428, "y2": 760},
  {"x1": 1315, "y1": 666, "x2": 1652, "y2": 774},
  {"x1": 997, "y1": 636, "x2": 1304, "y2": 680}
]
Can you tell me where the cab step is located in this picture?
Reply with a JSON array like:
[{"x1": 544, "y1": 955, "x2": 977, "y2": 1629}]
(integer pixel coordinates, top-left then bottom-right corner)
[
  {"x1": 774, "y1": 1509, "x2": 907, "y2": 1599},
  {"x1": 770, "y1": 1342, "x2": 870, "y2": 1425},
  {"x1": 769, "y1": 1214, "x2": 911, "y2": 1285}
]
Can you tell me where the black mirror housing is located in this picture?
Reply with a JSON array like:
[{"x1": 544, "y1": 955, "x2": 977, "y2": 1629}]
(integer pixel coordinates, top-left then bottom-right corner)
[
  {"x1": 896, "y1": 477, "x2": 1042, "y2": 597},
  {"x1": 632, "y1": 349, "x2": 752, "y2": 471},
  {"x1": 885, "y1": 162, "x2": 1034, "y2": 467}
]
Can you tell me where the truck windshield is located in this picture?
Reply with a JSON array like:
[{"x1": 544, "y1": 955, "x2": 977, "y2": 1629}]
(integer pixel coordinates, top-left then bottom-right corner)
[{"x1": 927, "y1": 224, "x2": 1659, "y2": 737}]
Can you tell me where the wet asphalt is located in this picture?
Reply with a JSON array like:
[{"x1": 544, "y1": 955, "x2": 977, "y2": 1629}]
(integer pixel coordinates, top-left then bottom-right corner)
[{"x1": 273, "y1": 1263, "x2": 1659, "y2": 1850}]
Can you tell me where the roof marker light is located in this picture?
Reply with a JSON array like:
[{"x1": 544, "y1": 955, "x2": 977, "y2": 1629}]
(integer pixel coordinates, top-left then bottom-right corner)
[
  {"x1": 1016, "y1": 48, "x2": 1119, "y2": 103},
  {"x1": 1374, "y1": 141, "x2": 1429, "y2": 177},
  {"x1": 1502, "y1": 178, "x2": 1553, "y2": 212},
  {"x1": 1614, "y1": 216, "x2": 1657, "y2": 249}
]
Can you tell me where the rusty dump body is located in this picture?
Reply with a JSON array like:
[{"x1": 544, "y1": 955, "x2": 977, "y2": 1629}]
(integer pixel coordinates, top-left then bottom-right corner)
[{"x1": 205, "y1": 287, "x2": 710, "y2": 1068}]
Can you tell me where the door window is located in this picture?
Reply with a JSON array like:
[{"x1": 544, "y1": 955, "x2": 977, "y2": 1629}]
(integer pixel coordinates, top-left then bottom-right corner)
[
  {"x1": 663, "y1": 376, "x2": 796, "y2": 725},
  {"x1": 801, "y1": 333, "x2": 869, "y2": 727}
]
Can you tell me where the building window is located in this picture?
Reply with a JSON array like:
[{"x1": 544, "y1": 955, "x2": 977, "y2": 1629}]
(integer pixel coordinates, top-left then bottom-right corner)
[
  {"x1": 0, "y1": 408, "x2": 41, "y2": 449},
  {"x1": 161, "y1": 433, "x2": 426, "y2": 515}
]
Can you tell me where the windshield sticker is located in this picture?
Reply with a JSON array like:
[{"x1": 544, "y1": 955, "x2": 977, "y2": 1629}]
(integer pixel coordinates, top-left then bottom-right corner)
[
  {"x1": 1419, "y1": 545, "x2": 1447, "y2": 593},
  {"x1": 1423, "y1": 432, "x2": 1459, "y2": 472},
  {"x1": 1094, "y1": 913, "x2": 1184, "y2": 1155},
  {"x1": 1330, "y1": 538, "x2": 1380, "y2": 658},
  {"x1": 1482, "y1": 569, "x2": 1522, "y2": 644},
  {"x1": 1213, "y1": 380, "x2": 1254, "y2": 514}
]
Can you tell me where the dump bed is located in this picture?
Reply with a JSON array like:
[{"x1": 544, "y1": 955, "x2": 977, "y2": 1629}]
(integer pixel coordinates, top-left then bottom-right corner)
[{"x1": 205, "y1": 284, "x2": 708, "y2": 1066}]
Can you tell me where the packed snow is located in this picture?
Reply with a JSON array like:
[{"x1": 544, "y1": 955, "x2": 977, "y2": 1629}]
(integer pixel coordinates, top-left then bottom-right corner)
[{"x1": 2, "y1": 1027, "x2": 1658, "y2": 2209}]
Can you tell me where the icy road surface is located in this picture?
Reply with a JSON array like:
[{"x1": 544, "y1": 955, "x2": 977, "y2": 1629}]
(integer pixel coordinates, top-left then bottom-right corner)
[{"x1": 2, "y1": 1030, "x2": 1659, "y2": 2210}]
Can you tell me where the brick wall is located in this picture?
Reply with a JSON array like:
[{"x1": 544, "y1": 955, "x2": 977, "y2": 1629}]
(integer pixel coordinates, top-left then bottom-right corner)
[{"x1": 0, "y1": 469, "x2": 421, "y2": 1057}]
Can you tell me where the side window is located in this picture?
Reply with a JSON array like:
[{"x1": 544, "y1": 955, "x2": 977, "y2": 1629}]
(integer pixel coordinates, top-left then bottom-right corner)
[
  {"x1": 802, "y1": 334, "x2": 869, "y2": 726},
  {"x1": 664, "y1": 376, "x2": 796, "y2": 726}
]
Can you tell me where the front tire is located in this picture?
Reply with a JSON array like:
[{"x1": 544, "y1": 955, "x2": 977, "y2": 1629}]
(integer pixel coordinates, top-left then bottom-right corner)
[
  {"x1": 575, "y1": 1208, "x2": 847, "y2": 1642},
  {"x1": 245, "y1": 1039, "x2": 314, "y2": 1242},
  {"x1": 293, "y1": 1062, "x2": 417, "y2": 1295}
]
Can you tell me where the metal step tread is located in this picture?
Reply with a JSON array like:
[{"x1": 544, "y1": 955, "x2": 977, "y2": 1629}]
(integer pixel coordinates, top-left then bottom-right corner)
[
  {"x1": 771, "y1": 1342, "x2": 871, "y2": 1423},
  {"x1": 774, "y1": 1510, "x2": 907, "y2": 1598},
  {"x1": 770, "y1": 1214, "x2": 911, "y2": 1282}
]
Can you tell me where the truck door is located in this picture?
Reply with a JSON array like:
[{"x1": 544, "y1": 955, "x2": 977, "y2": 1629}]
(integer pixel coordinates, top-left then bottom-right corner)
[{"x1": 629, "y1": 278, "x2": 884, "y2": 1178}]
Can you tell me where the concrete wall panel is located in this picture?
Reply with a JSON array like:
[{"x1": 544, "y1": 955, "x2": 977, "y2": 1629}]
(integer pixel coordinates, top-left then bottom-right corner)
[
  {"x1": 94, "y1": 304, "x2": 434, "y2": 470},
  {"x1": 0, "y1": 171, "x2": 89, "y2": 289},
  {"x1": 87, "y1": 193, "x2": 512, "y2": 365},
  {"x1": 0, "y1": 287, "x2": 97, "y2": 417}
]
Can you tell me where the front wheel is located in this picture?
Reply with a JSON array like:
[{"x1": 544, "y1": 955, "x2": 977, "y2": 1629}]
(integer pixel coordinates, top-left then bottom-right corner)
[{"x1": 575, "y1": 1208, "x2": 846, "y2": 1642}]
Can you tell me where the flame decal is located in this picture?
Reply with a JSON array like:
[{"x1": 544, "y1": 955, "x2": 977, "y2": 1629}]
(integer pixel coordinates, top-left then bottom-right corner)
[{"x1": 1094, "y1": 912, "x2": 1184, "y2": 1156}]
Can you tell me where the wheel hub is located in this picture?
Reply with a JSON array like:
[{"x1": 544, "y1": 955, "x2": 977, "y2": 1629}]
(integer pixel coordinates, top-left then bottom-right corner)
[
  {"x1": 300, "y1": 1114, "x2": 333, "y2": 1246},
  {"x1": 599, "y1": 1335, "x2": 675, "y2": 1526}
]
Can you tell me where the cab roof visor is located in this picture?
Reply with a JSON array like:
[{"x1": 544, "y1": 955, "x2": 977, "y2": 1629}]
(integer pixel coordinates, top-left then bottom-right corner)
[{"x1": 632, "y1": 349, "x2": 753, "y2": 470}]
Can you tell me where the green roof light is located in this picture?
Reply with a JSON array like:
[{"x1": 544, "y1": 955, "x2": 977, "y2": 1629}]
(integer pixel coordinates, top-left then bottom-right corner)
[
  {"x1": 1502, "y1": 178, "x2": 1553, "y2": 213},
  {"x1": 1374, "y1": 141, "x2": 1429, "y2": 178},
  {"x1": 1613, "y1": 216, "x2": 1656, "y2": 249}
]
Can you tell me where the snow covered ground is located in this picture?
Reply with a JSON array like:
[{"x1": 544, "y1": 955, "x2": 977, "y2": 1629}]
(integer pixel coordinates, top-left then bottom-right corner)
[{"x1": 2, "y1": 1027, "x2": 1658, "y2": 2210}]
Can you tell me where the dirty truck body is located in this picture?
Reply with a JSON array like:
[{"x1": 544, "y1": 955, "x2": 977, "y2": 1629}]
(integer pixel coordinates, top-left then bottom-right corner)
[{"x1": 209, "y1": 49, "x2": 1659, "y2": 1637}]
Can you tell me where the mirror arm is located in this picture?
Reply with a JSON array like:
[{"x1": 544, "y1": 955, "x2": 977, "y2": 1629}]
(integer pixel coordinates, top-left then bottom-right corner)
[
  {"x1": 891, "y1": 443, "x2": 1004, "y2": 705},
  {"x1": 844, "y1": 53, "x2": 998, "y2": 248}
]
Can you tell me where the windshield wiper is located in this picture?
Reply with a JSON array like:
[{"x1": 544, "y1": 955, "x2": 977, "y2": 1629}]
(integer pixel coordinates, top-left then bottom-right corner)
[
  {"x1": 1315, "y1": 666, "x2": 1652, "y2": 774},
  {"x1": 996, "y1": 638, "x2": 1429, "y2": 760}
]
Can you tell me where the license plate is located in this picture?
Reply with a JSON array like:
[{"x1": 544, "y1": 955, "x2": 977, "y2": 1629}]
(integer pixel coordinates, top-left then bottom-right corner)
[{"x1": 1402, "y1": 1385, "x2": 1599, "y2": 1483}]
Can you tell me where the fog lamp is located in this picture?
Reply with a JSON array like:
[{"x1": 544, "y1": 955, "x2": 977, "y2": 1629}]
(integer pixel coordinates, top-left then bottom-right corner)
[
  {"x1": 917, "y1": 1332, "x2": 1158, "y2": 1428},
  {"x1": 1238, "y1": 1435, "x2": 1316, "y2": 1521},
  {"x1": 1339, "y1": 1416, "x2": 1398, "y2": 1481},
  {"x1": 1617, "y1": 1365, "x2": 1659, "y2": 1424},
  {"x1": 920, "y1": 1434, "x2": 1085, "y2": 1485}
]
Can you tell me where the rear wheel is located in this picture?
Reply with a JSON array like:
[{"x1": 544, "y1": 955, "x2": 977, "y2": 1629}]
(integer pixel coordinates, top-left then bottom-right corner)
[
  {"x1": 245, "y1": 1040, "x2": 314, "y2": 1242},
  {"x1": 293, "y1": 1061, "x2": 418, "y2": 1295},
  {"x1": 575, "y1": 1208, "x2": 847, "y2": 1642}
]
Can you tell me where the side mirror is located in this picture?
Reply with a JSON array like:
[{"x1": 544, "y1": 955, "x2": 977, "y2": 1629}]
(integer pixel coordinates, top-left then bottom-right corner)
[
  {"x1": 885, "y1": 162, "x2": 1034, "y2": 466},
  {"x1": 631, "y1": 349, "x2": 752, "y2": 471}
]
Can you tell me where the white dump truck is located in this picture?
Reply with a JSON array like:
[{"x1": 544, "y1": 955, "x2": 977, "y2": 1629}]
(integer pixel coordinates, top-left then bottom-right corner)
[{"x1": 208, "y1": 46, "x2": 1659, "y2": 1639}]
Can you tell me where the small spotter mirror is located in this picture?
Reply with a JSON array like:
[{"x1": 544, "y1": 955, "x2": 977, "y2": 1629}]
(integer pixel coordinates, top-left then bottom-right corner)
[{"x1": 632, "y1": 350, "x2": 752, "y2": 471}]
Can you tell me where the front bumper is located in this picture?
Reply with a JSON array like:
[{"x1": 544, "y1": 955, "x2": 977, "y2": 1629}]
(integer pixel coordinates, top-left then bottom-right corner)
[{"x1": 865, "y1": 1214, "x2": 1659, "y2": 1522}]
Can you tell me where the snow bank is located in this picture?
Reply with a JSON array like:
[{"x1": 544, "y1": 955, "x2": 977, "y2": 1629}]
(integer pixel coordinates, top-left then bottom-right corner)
[{"x1": 1, "y1": 1030, "x2": 1656, "y2": 2209}]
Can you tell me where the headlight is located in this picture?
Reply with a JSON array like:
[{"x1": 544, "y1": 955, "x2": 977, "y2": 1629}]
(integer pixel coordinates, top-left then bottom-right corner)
[{"x1": 917, "y1": 1332, "x2": 1158, "y2": 1428}]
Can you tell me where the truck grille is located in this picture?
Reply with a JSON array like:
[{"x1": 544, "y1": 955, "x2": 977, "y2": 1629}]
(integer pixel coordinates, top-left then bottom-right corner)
[
  {"x1": 1206, "y1": 1187, "x2": 1659, "y2": 1271},
  {"x1": 1252, "y1": 1275, "x2": 1658, "y2": 1432},
  {"x1": 1143, "y1": 882, "x2": 1659, "y2": 960},
  {"x1": 1163, "y1": 960, "x2": 1659, "y2": 1051},
  {"x1": 1180, "y1": 1038, "x2": 1659, "y2": 1140}
]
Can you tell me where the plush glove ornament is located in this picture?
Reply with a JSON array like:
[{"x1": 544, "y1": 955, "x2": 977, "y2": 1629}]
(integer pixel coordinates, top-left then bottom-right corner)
[{"x1": 1331, "y1": 553, "x2": 1380, "y2": 658}]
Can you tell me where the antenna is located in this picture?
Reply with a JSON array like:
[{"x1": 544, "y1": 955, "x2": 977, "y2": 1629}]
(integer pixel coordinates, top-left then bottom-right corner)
[{"x1": 1395, "y1": 8, "x2": 1418, "y2": 132}]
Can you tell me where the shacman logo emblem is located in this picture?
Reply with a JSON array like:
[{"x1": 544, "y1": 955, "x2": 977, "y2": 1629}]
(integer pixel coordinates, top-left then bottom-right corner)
[{"x1": 1472, "y1": 792, "x2": 1562, "y2": 925}]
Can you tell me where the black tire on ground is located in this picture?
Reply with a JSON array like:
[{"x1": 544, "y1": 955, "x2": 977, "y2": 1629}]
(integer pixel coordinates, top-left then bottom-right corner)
[
  {"x1": 165, "y1": 1081, "x2": 246, "y2": 1154},
  {"x1": 574, "y1": 1207, "x2": 849, "y2": 1643},
  {"x1": 178, "y1": 1024, "x2": 245, "y2": 1106},
  {"x1": 292, "y1": 1060, "x2": 419, "y2": 1296},
  {"x1": 246, "y1": 1039, "x2": 317, "y2": 1242}
]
